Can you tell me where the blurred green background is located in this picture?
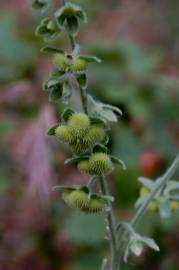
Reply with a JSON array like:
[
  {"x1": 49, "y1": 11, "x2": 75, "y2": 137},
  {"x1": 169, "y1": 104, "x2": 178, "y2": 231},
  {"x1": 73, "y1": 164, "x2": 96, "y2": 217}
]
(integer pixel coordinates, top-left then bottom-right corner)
[{"x1": 0, "y1": 0, "x2": 179, "y2": 270}]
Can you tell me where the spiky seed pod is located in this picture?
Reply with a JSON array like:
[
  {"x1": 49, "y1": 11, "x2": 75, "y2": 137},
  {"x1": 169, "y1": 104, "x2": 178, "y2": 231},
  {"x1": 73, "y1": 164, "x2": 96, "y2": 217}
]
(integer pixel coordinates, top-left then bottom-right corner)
[
  {"x1": 82, "y1": 195, "x2": 106, "y2": 214},
  {"x1": 84, "y1": 125, "x2": 106, "y2": 145},
  {"x1": 88, "y1": 152, "x2": 113, "y2": 176},
  {"x1": 62, "y1": 189, "x2": 90, "y2": 209},
  {"x1": 71, "y1": 57, "x2": 87, "y2": 72},
  {"x1": 55, "y1": 125, "x2": 72, "y2": 143},
  {"x1": 170, "y1": 200, "x2": 179, "y2": 211},
  {"x1": 54, "y1": 53, "x2": 67, "y2": 70},
  {"x1": 77, "y1": 160, "x2": 90, "y2": 174},
  {"x1": 70, "y1": 139, "x2": 90, "y2": 154},
  {"x1": 68, "y1": 112, "x2": 90, "y2": 138}
]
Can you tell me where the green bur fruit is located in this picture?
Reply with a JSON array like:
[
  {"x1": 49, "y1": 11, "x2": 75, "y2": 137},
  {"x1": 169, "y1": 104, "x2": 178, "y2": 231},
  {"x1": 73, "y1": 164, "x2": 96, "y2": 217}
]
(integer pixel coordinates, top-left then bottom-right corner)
[
  {"x1": 55, "y1": 125, "x2": 72, "y2": 143},
  {"x1": 54, "y1": 113, "x2": 106, "y2": 154},
  {"x1": 78, "y1": 160, "x2": 90, "y2": 174},
  {"x1": 84, "y1": 124, "x2": 105, "y2": 145},
  {"x1": 78, "y1": 153, "x2": 113, "y2": 176},
  {"x1": 71, "y1": 57, "x2": 87, "y2": 72},
  {"x1": 88, "y1": 152, "x2": 113, "y2": 176},
  {"x1": 68, "y1": 112, "x2": 90, "y2": 138},
  {"x1": 82, "y1": 195, "x2": 106, "y2": 214},
  {"x1": 62, "y1": 189, "x2": 89, "y2": 209},
  {"x1": 70, "y1": 124, "x2": 105, "y2": 154},
  {"x1": 54, "y1": 53, "x2": 68, "y2": 70},
  {"x1": 62, "y1": 188, "x2": 106, "y2": 214}
]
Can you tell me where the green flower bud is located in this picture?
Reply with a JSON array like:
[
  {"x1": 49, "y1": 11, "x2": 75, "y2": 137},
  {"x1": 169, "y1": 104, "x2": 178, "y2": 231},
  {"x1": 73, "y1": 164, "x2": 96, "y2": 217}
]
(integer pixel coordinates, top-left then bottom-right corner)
[
  {"x1": 84, "y1": 125, "x2": 106, "y2": 145},
  {"x1": 68, "y1": 112, "x2": 90, "y2": 138},
  {"x1": 71, "y1": 57, "x2": 87, "y2": 72},
  {"x1": 170, "y1": 200, "x2": 179, "y2": 211},
  {"x1": 54, "y1": 53, "x2": 67, "y2": 70},
  {"x1": 82, "y1": 195, "x2": 106, "y2": 214},
  {"x1": 88, "y1": 152, "x2": 113, "y2": 176},
  {"x1": 55, "y1": 125, "x2": 72, "y2": 143},
  {"x1": 77, "y1": 160, "x2": 90, "y2": 174}
]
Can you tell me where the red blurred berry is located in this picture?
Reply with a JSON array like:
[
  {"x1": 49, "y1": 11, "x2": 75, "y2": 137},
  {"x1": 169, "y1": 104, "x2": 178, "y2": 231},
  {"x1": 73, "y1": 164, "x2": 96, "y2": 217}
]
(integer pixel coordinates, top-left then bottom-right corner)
[{"x1": 139, "y1": 150, "x2": 162, "y2": 177}]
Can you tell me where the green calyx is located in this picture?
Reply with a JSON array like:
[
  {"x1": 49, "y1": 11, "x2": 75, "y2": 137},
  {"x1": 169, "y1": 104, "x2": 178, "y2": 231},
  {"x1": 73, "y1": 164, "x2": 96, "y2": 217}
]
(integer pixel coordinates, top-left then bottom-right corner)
[
  {"x1": 54, "y1": 53, "x2": 88, "y2": 72},
  {"x1": 71, "y1": 57, "x2": 88, "y2": 72},
  {"x1": 36, "y1": 17, "x2": 59, "y2": 39},
  {"x1": 55, "y1": 2, "x2": 87, "y2": 35}
]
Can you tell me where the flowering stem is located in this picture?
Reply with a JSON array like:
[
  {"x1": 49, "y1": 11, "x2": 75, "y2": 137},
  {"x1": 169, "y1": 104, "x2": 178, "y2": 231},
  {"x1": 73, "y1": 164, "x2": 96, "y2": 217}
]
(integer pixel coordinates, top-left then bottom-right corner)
[
  {"x1": 99, "y1": 176, "x2": 118, "y2": 270},
  {"x1": 131, "y1": 154, "x2": 179, "y2": 228},
  {"x1": 117, "y1": 154, "x2": 179, "y2": 269},
  {"x1": 61, "y1": 3, "x2": 117, "y2": 265}
]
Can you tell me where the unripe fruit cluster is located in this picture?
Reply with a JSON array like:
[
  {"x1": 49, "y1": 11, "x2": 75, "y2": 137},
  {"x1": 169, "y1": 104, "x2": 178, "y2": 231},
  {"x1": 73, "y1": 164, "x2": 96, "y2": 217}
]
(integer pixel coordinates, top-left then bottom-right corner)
[
  {"x1": 62, "y1": 188, "x2": 106, "y2": 213},
  {"x1": 78, "y1": 152, "x2": 113, "y2": 176},
  {"x1": 55, "y1": 112, "x2": 106, "y2": 153},
  {"x1": 54, "y1": 53, "x2": 87, "y2": 72}
]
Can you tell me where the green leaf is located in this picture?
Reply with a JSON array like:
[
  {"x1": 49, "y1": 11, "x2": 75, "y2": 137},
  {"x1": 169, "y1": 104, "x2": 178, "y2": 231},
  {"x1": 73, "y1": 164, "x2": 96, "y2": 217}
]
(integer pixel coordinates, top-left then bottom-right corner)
[
  {"x1": 76, "y1": 10, "x2": 87, "y2": 24},
  {"x1": 76, "y1": 73, "x2": 88, "y2": 89},
  {"x1": 157, "y1": 199, "x2": 171, "y2": 218},
  {"x1": 110, "y1": 156, "x2": 126, "y2": 170},
  {"x1": 62, "y1": 80, "x2": 72, "y2": 103},
  {"x1": 99, "y1": 108, "x2": 118, "y2": 122},
  {"x1": 93, "y1": 144, "x2": 108, "y2": 154},
  {"x1": 64, "y1": 155, "x2": 89, "y2": 165},
  {"x1": 55, "y1": 12, "x2": 66, "y2": 27},
  {"x1": 90, "y1": 117, "x2": 106, "y2": 126},
  {"x1": 79, "y1": 55, "x2": 102, "y2": 63},
  {"x1": 138, "y1": 177, "x2": 155, "y2": 190},
  {"x1": 49, "y1": 83, "x2": 63, "y2": 102},
  {"x1": 66, "y1": 16, "x2": 79, "y2": 36},
  {"x1": 101, "y1": 135, "x2": 109, "y2": 146},
  {"x1": 40, "y1": 46, "x2": 64, "y2": 54},
  {"x1": 62, "y1": 108, "x2": 75, "y2": 122},
  {"x1": 32, "y1": 0, "x2": 49, "y2": 10},
  {"x1": 44, "y1": 78, "x2": 60, "y2": 90},
  {"x1": 138, "y1": 235, "x2": 160, "y2": 251},
  {"x1": 47, "y1": 124, "x2": 59, "y2": 136},
  {"x1": 52, "y1": 184, "x2": 81, "y2": 191}
]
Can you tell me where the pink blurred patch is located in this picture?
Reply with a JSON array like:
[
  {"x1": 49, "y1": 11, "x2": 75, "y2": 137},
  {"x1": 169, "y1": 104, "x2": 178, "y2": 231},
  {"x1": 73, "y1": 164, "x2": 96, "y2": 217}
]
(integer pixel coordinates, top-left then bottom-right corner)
[
  {"x1": 0, "y1": 81, "x2": 33, "y2": 103},
  {"x1": 14, "y1": 105, "x2": 57, "y2": 204}
]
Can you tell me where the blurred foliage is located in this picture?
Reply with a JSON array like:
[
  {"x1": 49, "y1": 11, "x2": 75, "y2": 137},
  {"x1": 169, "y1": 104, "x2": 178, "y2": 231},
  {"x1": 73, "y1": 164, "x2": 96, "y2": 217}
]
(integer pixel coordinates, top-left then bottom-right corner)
[{"x1": 0, "y1": 14, "x2": 37, "y2": 82}]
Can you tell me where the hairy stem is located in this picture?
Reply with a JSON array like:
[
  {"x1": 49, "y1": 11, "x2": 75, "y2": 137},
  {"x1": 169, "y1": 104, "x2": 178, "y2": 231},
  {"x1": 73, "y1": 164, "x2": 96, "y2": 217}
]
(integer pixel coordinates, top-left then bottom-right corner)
[
  {"x1": 99, "y1": 176, "x2": 118, "y2": 270},
  {"x1": 80, "y1": 87, "x2": 88, "y2": 114}
]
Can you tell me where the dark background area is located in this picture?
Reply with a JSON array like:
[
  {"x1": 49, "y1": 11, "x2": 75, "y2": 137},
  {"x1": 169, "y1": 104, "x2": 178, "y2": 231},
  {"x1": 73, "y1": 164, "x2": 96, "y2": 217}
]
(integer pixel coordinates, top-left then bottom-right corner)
[{"x1": 0, "y1": 1, "x2": 179, "y2": 269}]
